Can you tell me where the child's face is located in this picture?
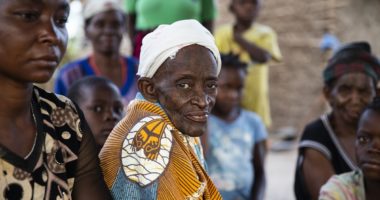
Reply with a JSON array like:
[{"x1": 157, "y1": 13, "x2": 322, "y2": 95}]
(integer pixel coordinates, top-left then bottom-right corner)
[
  {"x1": 231, "y1": 0, "x2": 261, "y2": 24},
  {"x1": 79, "y1": 83, "x2": 124, "y2": 148},
  {"x1": 214, "y1": 67, "x2": 246, "y2": 116},
  {"x1": 356, "y1": 109, "x2": 380, "y2": 181}
]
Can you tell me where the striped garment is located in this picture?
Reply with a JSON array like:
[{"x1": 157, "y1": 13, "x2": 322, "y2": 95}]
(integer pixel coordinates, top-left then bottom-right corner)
[
  {"x1": 319, "y1": 170, "x2": 365, "y2": 200},
  {"x1": 99, "y1": 99, "x2": 222, "y2": 200}
]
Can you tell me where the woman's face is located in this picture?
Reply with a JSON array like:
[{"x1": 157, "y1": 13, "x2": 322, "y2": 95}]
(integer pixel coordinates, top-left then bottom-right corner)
[
  {"x1": 0, "y1": 0, "x2": 69, "y2": 84},
  {"x1": 152, "y1": 45, "x2": 219, "y2": 137},
  {"x1": 325, "y1": 73, "x2": 376, "y2": 124},
  {"x1": 85, "y1": 10, "x2": 125, "y2": 56}
]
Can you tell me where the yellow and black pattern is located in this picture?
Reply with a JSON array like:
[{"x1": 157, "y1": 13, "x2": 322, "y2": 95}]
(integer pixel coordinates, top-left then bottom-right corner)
[
  {"x1": 0, "y1": 86, "x2": 83, "y2": 200},
  {"x1": 100, "y1": 99, "x2": 222, "y2": 199}
]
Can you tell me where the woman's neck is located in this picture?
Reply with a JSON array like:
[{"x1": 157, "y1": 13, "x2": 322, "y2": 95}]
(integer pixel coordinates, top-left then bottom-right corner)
[
  {"x1": 0, "y1": 81, "x2": 33, "y2": 120},
  {"x1": 92, "y1": 51, "x2": 121, "y2": 71},
  {"x1": 329, "y1": 113, "x2": 357, "y2": 137}
]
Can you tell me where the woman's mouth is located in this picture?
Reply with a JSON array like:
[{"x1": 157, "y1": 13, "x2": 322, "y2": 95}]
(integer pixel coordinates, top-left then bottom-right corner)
[{"x1": 185, "y1": 112, "x2": 209, "y2": 123}]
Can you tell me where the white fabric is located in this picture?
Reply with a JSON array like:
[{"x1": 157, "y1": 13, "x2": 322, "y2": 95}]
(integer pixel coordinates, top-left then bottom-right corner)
[
  {"x1": 137, "y1": 19, "x2": 221, "y2": 78},
  {"x1": 83, "y1": 0, "x2": 123, "y2": 20}
]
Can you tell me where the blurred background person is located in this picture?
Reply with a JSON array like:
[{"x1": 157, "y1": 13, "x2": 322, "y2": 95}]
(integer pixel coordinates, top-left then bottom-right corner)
[
  {"x1": 68, "y1": 76, "x2": 124, "y2": 153},
  {"x1": 214, "y1": 0, "x2": 282, "y2": 128},
  {"x1": 55, "y1": 0, "x2": 139, "y2": 106},
  {"x1": 206, "y1": 53, "x2": 267, "y2": 200},
  {"x1": 124, "y1": 0, "x2": 217, "y2": 59},
  {"x1": 319, "y1": 96, "x2": 380, "y2": 200},
  {"x1": 294, "y1": 41, "x2": 380, "y2": 200}
]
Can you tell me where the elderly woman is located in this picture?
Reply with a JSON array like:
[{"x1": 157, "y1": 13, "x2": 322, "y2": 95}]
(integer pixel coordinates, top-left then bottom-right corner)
[
  {"x1": 294, "y1": 41, "x2": 380, "y2": 200},
  {"x1": 0, "y1": 0, "x2": 110, "y2": 199},
  {"x1": 99, "y1": 19, "x2": 222, "y2": 199},
  {"x1": 319, "y1": 97, "x2": 380, "y2": 200},
  {"x1": 55, "y1": 0, "x2": 138, "y2": 106}
]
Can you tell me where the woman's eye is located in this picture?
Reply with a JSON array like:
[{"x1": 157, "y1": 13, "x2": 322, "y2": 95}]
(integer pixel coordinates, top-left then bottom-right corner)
[
  {"x1": 16, "y1": 11, "x2": 40, "y2": 22},
  {"x1": 55, "y1": 17, "x2": 68, "y2": 27},
  {"x1": 178, "y1": 83, "x2": 191, "y2": 89},
  {"x1": 208, "y1": 83, "x2": 217, "y2": 89}
]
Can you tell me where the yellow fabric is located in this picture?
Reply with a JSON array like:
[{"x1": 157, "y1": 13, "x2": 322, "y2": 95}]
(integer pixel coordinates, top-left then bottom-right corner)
[
  {"x1": 214, "y1": 23, "x2": 282, "y2": 127},
  {"x1": 99, "y1": 99, "x2": 222, "y2": 199}
]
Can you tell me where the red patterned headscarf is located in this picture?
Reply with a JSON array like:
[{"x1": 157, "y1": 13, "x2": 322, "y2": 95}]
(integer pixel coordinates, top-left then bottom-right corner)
[{"x1": 323, "y1": 41, "x2": 380, "y2": 85}]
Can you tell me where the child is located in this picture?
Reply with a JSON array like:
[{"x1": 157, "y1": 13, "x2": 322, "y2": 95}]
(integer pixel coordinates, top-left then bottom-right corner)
[
  {"x1": 214, "y1": 0, "x2": 282, "y2": 127},
  {"x1": 319, "y1": 97, "x2": 380, "y2": 199},
  {"x1": 68, "y1": 76, "x2": 124, "y2": 153},
  {"x1": 206, "y1": 53, "x2": 267, "y2": 200}
]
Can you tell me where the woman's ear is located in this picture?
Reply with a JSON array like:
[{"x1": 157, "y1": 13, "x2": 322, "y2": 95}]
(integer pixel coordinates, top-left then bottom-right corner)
[{"x1": 138, "y1": 77, "x2": 158, "y2": 102}]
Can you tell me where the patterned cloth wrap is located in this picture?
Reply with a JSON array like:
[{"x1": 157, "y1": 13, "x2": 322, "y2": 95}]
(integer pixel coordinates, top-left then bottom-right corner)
[
  {"x1": 323, "y1": 41, "x2": 380, "y2": 84},
  {"x1": 319, "y1": 170, "x2": 365, "y2": 200},
  {"x1": 99, "y1": 97, "x2": 222, "y2": 200}
]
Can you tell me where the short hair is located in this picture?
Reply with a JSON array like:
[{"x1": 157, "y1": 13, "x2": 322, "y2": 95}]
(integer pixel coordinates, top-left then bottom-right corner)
[
  {"x1": 220, "y1": 53, "x2": 248, "y2": 70},
  {"x1": 67, "y1": 76, "x2": 116, "y2": 104}
]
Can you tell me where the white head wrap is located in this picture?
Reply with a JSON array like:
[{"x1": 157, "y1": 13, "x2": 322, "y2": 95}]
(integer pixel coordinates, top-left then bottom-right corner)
[
  {"x1": 83, "y1": 0, "x2": 124, "y2": 20},
  {"x1": 137, "y1": 19, "x2": 221, "y2": 78}
]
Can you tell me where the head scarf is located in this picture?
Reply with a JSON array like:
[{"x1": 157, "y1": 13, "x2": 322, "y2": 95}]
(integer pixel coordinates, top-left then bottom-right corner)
[
  {"x1": 323, "y1": 41, "x2": 380, "y2": 85},
  {"x1": 83, "y1": 0, "x2": 124, "y2": 21},
  {"x1": 137, "y1": 19, "x2": 221, "y2": 78}
]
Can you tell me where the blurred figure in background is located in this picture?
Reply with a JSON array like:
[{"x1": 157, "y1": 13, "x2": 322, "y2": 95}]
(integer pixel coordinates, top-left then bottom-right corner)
[
  {"x1": 294, "y1": 41, "x2": 380, "y2": 200},
  {"x1": 206, "y1": 53, "x2": 267, "y2": 200},
  {"x1": 214, "y1": 0, "x2": 282, "y2": 128},
  {"x1": 124, "y1": 0, "x2": 217, "y2": 59},
  {"x1": 55, "y1": 0, "x2": 138, "y2": 106},
  {"x1": 68, "y1": 76, "x2": 124, "y2": 153},
  {"x1": 319, "y1": 97, "x2": 380, "y2": 200}
]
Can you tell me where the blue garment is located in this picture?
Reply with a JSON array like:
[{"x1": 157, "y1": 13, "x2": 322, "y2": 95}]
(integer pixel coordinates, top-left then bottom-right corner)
[
  {"x1": 54, "y1": 56, "x2": 139, "y2": 106},
  {"x1": 320, "y1": 33, "x2": 340, "y2": 53},
  {"x1": 206, "y1": 110, "x2": 267, "y2": 200}
]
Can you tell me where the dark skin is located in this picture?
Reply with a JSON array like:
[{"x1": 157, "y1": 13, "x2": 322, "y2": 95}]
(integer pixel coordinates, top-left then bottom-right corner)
[
  {"x1": 0, "y1": 1, "x2": 111, "y2": 199},
  {"x1": 357, "y1": 110, "x2": 380, "y2": 200},
  {"x1": 0, "y1": 0, "x2": 69, "y2": 158},
  {"x1": 230, "y1": 0, "x2": 270, "y2": 63},
  {"x1": 212, "y1": 66, "x2": 266, "y2": 200},
  {"x1": 138, "y1": 44, "x2": 218, "y2": 137},
  {"x1": 76, "y1": 83, "x2": 124, "y2": 152},
  {"x1": 302, "y1": 73, "x2": 375, "y2": 200},
  {"x1": 85, "y1": 10, "x2": 126, "y2": 87}
]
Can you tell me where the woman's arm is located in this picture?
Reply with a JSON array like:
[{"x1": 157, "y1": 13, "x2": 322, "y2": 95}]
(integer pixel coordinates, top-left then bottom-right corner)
[{"x1": 303, "y1": 148, "x2": 335, "y2": 200}]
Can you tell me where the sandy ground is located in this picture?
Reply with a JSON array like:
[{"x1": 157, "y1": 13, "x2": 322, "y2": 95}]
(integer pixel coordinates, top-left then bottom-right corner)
[{"x1": 265, "y1": 145, "x2": 298, "y2": 200}]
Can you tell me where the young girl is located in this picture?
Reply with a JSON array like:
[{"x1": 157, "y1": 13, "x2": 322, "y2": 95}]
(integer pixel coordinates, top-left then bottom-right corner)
[{"x1": 0, "y1": 0, "x2": 111, "y2": 199}]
